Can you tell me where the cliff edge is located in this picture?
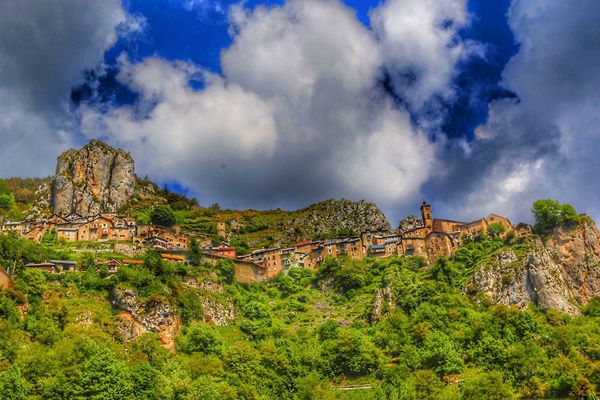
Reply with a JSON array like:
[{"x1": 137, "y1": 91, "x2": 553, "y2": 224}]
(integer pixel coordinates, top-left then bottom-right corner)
[{"x1": 467, "y1": 216, "x2": 600, "y2": 315}]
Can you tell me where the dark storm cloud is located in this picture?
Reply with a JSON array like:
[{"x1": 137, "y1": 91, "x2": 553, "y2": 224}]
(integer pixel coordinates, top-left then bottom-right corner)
[{"x1": 0, "y1": 0, "x2": 137, "y2": 177}]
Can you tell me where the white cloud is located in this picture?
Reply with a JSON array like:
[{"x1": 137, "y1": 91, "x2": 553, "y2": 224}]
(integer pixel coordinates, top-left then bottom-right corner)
[
  {"x1": 370, "y1": 0, "x2": 481, "y2": 111},
  {"x1": 81, "y1": 0, "x2": 462, "y2": 214},
  {"x1": 80, "y1": 55, "x2": 278, "y2": 178}
]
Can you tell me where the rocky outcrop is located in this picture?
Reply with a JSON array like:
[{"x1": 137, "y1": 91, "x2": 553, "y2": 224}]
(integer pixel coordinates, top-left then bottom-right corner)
[
  {"x1": 371, "y1": 287, "x2": 395, "y2": 322},
  {"x1": 51, "y1": 140, "x2": 135, "y2": 216},
  {"x1": 468, "y1": 217, "x2": 600, "y2": 315},
  {"x1": 398, "y1": 214, "x2": 424, "y2": 233},
  {"x1": 111, "y1": 287, "x2": 181, "y2": 349},
  {"x1": 282, "y1": 199, "x2": 391, "y2": 240},
  {"x1": 183, "y1": 278, "x2": 236, "y2": 326}
]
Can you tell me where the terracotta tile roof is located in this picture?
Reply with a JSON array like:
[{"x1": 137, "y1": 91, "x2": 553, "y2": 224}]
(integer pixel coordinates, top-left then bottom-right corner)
[{"x1": 123, "y1": 259, "x2": 144, "y2": 265}]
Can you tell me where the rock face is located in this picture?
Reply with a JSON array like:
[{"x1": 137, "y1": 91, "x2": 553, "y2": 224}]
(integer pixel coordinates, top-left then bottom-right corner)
[
  {"x1": 282, "y1": 199, "x2": 391, "y2": 240},
  {"x1": 398, "y1": 214, "x2": 424, "y2": 233},
  {"x1": 51, "y1": 140, "x2": 135, "y2": 216},
  {"x1": 111, "y1": 287, "x2": 181, "y2": 350},
  {"x1": 468, "y1": 217, "x2": 600, "y2": 315},
  {"x1": 183, "y1": 278, "x2": 236, "y2": 326},
  {"x1": 371, "y1": 287, "x2": 395, "y2": 322}
]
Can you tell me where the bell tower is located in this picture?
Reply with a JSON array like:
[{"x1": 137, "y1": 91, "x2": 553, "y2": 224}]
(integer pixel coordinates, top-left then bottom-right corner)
[{"x1": 420, "y1": 201, "x2": 432, "y2": 229}]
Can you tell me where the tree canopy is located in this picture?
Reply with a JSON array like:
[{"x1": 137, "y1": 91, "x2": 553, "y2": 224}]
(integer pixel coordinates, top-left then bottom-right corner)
[
  {"x1": 532, "y1": 199, "x2": 579, "y2": 234},
  {"x1": 150, "y1": 205, "x2": 176, "y2": 227}
]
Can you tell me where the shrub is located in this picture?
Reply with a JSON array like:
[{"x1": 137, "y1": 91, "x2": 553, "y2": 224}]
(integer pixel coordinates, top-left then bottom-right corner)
[
  {"x1": 150, "y1": 205, "x2": 176, "y2": 227},
  {"x1": 177, "y1": 323, "x2": 223, "y2": 355},
  {"x1": 532, "y1": 199, "x2": 580, "y2": 235},
  {"x1": 461, "y1": 370, "x2": 514, "y2": 400}
]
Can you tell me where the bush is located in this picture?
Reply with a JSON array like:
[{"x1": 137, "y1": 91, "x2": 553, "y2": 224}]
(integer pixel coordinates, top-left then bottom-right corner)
[
  {"x1": 461, "y1": 370, "x2": 514, "y2": 400},
  {"x1": 216, "y1": 259, "x2": 234, "y2": 284},
  {"x1": 321, "y1": 329, "x2": 381, "y2": 376},
  {"x1": 177, "y1": 323, "x2": 223, "y2": 355},
  {"x1": 0, "y1": 365, "x2": 28, "y2": 400},
  {"x1": 532, "y1": 199, "x2": 580, "y2": 235},
  {"x1": 150, "y1": 205, "x2": 176, "y2": 227},
  {"x1": 0, "y1": 193, "x2": 15, "y2": 211}
]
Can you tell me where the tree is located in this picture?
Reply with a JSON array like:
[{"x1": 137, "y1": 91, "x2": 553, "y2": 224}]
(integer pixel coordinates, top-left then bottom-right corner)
[
  {"x1": 532, "y1": 199, "x2": 580, "y2": 235},
  {"x1": 216, "y1": 259, "x2": 234, "y2": 284},
  {"x1": 461, "y1": 370, "x2": 514, "y2": 400},
  {"x1": 0, "y1": 193, "x2": 15, "y2": 211},
  {"x1": 177, "y1": 323, "x2": 223, "y2": 355},
  {"x1": 571, "y1": 376, "x2": 595, "y2": 400},
  {"x1": 74, "y1": 348, "x2": 133, "y2": 399},
  {"x1": 487, "y1": 222, "x2": 505, "y2": 239},
  {"x1": 188, "y1": 238, "x2": 202, "y2": 266},
  {"x1": 150, "y1": 205, "x2": 176, "y2": 227}
]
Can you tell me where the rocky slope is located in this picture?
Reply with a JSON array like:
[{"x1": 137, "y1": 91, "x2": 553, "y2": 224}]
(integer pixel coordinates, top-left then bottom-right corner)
[
  {"x1": 282, "y1": 199, "x2": 391, "y2": 239},
  {"x1": 51, "y1": 140, "x2": 135, "y2": 216},
  {"x1": 111, "y1": 287, "x2": 181, "y2": 350},
  {"x1": 468, "y1": 217, "x2": 600, "y2": 315}
]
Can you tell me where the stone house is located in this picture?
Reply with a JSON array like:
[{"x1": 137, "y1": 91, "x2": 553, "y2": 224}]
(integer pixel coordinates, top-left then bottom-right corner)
[
  {"x1": 513, "y1": 222, "x2": 533, "y2": 237},
  {"x1": 251, "y1": 248, "x2": 282, "y2": 278},
  {"x1": 204, "y1": 252, "x2": 268, "y2": 284},
  {"x1": 50, "y1": 260, "x2": 78, "y2": 272},
  {"x1": 211, "y1": 244, "x2": 237, "y2": 259},
  {"x1": 24, "y1": 262, "x2": 57, "y2": 273},
  {"x1": 56, "y1": 227, "x2": 79, "y2": 242},
  {"x1": 459, "y1": 219, "x2": 488, "y2": 238}
]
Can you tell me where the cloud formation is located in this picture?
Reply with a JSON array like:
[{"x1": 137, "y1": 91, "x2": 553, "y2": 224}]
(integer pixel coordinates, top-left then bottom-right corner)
[
  {"x1": 428, "y1": 0, "x2": 600, "y2": 222},
  {"x1": 79, "y1": 0, "x2": 471, "y2": 217},
  {"x1": 0, "y1": 0, "x2": 136, "y2": 176},
  {"x1": 2, "y1": 0, "x2": 599, "y2": 225}
]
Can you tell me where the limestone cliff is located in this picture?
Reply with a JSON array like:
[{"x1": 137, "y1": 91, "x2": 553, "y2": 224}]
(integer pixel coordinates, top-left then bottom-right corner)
[
  {"x1": 467, "y1": 217, "x2": 600, "y2": 315},
  {"x1": 51, "y1": 140, "x2": 135, "y2": 216}
]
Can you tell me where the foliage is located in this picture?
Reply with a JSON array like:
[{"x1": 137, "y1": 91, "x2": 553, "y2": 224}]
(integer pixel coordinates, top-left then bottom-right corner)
[
  {"x1": 487, "y1": 222, "x2": 505, "y2": 239},
  {"x1": 177, "y1": 323, "x2": 223, "y2": 355},
  {"x1": 0, "y1": 365, "x2": 28, "y2": 400},
  {"x1": 215, "y1": 259, "x2": 235, "y2": 284},
  {"x1": 150, "y1": 205, "x2": 176, "y2": 227},
  {"x1": 0, "y1": 193, "x2": 15, "y2": 211},
  {"x1": 187, "y1": 238, "x2": 203, "y2": 266},
  {"x1": 532, "y1": 199, "x2": 580, "y2": 234},
  {"x1": 1, "y1": 236, "x2": 599, "y2": 399}
]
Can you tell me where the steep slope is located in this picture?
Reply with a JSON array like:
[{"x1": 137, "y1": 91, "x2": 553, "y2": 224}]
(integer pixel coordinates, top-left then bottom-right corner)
[
  {"x1": 468, "y1": 216, "x2": 600, "y2": 315},
  {"x1": 51, "y1": 140, "x2": 135, "y2": 216}
]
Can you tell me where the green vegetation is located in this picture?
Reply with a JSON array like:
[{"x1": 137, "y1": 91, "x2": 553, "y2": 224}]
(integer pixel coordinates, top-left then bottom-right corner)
[
  {"x1": 532, "y1": 199, "x2": 580, "y2": 235},
  {"x1": 0, "y1": 193, "x2": 15, "y2": 212},
  {"x1": 0, "y1": 231, "x2": 598, "y2": 399},
  {"x1": 150, "y1": 205, "x2": 177, "y2": 227}
]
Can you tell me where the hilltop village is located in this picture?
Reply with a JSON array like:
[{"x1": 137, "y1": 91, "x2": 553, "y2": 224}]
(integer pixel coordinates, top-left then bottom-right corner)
[
  {"x1": 0, "y1": 141, "x2": 534, "y2": 284},
  {"x1": 1, "y1": 200, "x2": 531, "y2": 284},
  {"x1": 204, "y1": 202, "x2": 532, "y2": 282}
]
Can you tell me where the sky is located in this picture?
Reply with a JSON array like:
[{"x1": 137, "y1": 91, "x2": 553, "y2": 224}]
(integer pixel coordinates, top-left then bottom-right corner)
[{"x1": 1, "y1": 0, "x2": 600, "y2": 226}]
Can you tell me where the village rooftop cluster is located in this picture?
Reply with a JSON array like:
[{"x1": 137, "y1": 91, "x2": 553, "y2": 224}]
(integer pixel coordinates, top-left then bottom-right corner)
[
  {"x1": 206, "y1": 202, "x2": 532, "y2": 283},
  {"x1": 0, "y1": 202, "x2": 532, "y2": 284}
]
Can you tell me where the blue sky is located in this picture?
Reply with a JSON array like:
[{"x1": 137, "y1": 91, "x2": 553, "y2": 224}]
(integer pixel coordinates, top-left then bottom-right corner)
[{"x1": 2, "y1": 0, "x2": 600, "y2": 224}]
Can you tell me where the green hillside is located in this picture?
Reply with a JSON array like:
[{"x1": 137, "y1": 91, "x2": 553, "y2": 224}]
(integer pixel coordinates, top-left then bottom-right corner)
[{"x1": 0, "y1": 233, "x2": 598, "y2": 399}]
